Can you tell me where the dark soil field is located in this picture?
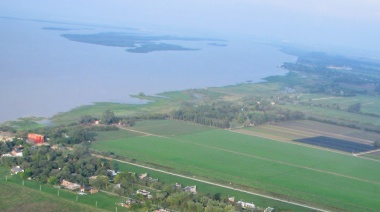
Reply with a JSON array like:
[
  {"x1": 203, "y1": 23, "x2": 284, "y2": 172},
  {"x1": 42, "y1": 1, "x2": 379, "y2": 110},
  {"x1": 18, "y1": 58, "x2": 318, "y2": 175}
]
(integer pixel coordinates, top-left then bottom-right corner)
[
  {"x1": 276, "y1": 120, "x2": 379, "y2": 144},
  {"x1": 294, "y1": 136, "x2": 376, "y2": 153}
]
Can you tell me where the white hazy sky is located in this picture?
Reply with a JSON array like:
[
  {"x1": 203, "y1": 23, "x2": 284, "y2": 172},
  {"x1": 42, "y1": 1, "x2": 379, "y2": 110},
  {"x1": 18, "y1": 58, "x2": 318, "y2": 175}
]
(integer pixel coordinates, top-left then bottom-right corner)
[{"x1": 1, "y1": 0, "x2": 380, "y2": 55}]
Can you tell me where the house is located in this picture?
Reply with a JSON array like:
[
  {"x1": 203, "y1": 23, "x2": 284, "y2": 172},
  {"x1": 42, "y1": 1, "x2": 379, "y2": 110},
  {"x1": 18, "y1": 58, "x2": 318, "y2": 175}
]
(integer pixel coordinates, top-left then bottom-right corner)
[
  {"x1": 51, "y1": 145, "x2": 65, "y2": 150},
  {"x1": 139, "y1": 173, "x2": 147, "y2": 180},
  {"x1": 11, "y1": 166, "x2": 24, "y2": 174},
  {"x1": 61, "y1": 180, "x2": 81, "y2": 190},
  {"x1": 146, "y1": 177, "x2": 158, "y2": 182},
  {"x1": 228, "y1": 196, "x2": 235, "y2": 202},
  {"x1": 0, "y1": 132, "x2": 14, "y2": 142},
  {"x1": 89, "y1": 175, "x2": 97, "y2": 180},
  {"x1": 184, "y1": 185, "x2": 197, "y2": 194},
  {"x1": 136, "y1": 189, "x2": 150, "y2": 196},
  {"x1": 174, "y1": 183, "x2": 182, "y2": 188},
  {"x1": 27, "y1": 133, "x2": 45, "y2": 144},
  {"x1": 155, "y1": 209, "x2": 170, "y2": 212},
  {"x1": 11, "y1": 150, "x2": 23, "y2": 157},
  {"x1": 90, "y1": 188, "x2": 99, "y2": 194},
  {"x1": 237, "y1": 201, "x2": 255, "y2": 209},
  {"x1": 118, "y1": 202, "x2": 131, "y2": 208},
  {"x1": 107, "y1": 169, "x2": 119, "y2": 176},
  {"x1": 11, "y1": 145, "x2": 23, "y2": 157},
  {"x1": 264, "y1": 207, "x2": 275, "y2": 212}
]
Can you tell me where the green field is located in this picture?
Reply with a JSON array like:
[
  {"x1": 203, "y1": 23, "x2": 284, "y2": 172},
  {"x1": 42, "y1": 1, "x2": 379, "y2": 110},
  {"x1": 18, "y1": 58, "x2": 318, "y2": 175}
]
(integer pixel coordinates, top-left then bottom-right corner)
[
  {"x1": 132, "y1": 119, "x2": 214, "y2": 136},
  {"x1": 0, "y1": 167, "x2": 127, "y2": 212},
  {"x1": 92, "y1": 120, "x2": 380, "y2": 211},
  {"x1": 115, "y1": 162, "x2": 307, "y2": 212},
  {"x1": 298, "y1": 94, "x2": 380, "y2": 115},
  {"x1": 51, "y1": 91, "x2": 193, "y2": 125},
  {"x1": 239, "y1": 120, "x2": 378, "y2": 144},
  {"x1": 280, "y1": 104, "x2": 380, "y2": 126}
]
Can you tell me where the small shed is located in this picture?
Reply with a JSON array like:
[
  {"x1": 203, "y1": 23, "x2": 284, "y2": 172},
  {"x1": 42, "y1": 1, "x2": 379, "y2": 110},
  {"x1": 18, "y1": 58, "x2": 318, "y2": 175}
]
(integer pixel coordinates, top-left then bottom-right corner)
[{"x1": 11, "y1": 166, "x2": 24, "y2": 174}]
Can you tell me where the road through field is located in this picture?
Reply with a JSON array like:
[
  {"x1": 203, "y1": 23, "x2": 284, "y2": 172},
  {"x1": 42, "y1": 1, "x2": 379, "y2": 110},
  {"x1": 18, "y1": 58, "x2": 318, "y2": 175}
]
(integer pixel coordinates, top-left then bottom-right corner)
[
  {"x1": 92, "y1": 154, "x2": 329, "y2": 212},
  {"x1": 120, "y1": 127, "x2": 380, "y2": 185}
]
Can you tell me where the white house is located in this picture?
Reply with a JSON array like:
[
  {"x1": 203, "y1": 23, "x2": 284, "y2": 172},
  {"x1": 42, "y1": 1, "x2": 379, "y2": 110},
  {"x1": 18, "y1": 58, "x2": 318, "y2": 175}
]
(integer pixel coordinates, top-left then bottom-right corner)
[
  {"x1": 184, "y1": 185, "x2": 197, "y2": 194},
  {"x1": 237, "y1": 201, "x2": 255, "y2": 209}
]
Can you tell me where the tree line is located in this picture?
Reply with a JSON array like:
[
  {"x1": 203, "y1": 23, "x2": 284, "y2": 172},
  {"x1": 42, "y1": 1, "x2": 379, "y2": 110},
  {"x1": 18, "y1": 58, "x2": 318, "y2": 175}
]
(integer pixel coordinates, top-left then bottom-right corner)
[{"x1": 171, "y1": 101, "x2": 305, "y2": 128}]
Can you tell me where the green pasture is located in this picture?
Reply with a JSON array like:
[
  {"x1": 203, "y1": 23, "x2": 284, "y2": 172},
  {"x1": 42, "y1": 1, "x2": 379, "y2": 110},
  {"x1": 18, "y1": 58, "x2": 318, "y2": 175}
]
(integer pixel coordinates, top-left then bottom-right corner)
[
  {"x1": 362, "y1": 152, "x2": 380, "y2": 161},
  {"x1": 280, "y1": 104, "x2": 380, "y2": 126},
  {"x1": 115, "y1": 162, "x2": 309, "y2": 212},
  {"x1": 246, "y1": 120, "x2": 379, "y2": 142},
  {"x1": 51, "y1": 91, "x2": 193, "y2": 125},
  {"x1": 51, "y1": 102, "x2": 140, "y2": 125},
  {"x1": 210, "y1": 82, "x2": 283, "y2": 96},
  {"x1": 92, "y1": 120, "x2": 380, "y2": 211},
  {"x1": 132, "y1": 119, "x2": 214, "y2": 136},
  {"x1": 300, "y1": 95, "x2": 380, "y2": 115},
  {"x1": 0, "y1": 167, "x2": 126, "y2": 212},
  {"x1": 95, "y1": 129, "x2": 141, "y2": 141}
]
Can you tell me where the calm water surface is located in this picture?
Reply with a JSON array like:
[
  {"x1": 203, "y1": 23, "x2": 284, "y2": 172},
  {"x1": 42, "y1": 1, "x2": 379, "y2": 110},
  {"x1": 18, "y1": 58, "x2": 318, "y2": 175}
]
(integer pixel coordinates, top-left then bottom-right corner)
[{"x1": 0, "y1": 18, "x2": 296, "y2": 122}]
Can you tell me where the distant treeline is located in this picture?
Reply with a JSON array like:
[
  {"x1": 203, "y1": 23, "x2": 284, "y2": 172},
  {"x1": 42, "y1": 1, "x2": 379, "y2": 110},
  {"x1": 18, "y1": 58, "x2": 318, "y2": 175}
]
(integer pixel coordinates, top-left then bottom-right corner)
[{"x1": 171, "y1": 101, "x2": 305, "y2": 128}]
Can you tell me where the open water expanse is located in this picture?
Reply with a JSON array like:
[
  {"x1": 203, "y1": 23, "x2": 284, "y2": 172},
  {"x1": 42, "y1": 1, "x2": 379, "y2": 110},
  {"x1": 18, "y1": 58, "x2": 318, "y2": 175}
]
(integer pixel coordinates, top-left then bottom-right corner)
[{"x1": 0, "y1": 18, "x2": 296, "y2": 122}]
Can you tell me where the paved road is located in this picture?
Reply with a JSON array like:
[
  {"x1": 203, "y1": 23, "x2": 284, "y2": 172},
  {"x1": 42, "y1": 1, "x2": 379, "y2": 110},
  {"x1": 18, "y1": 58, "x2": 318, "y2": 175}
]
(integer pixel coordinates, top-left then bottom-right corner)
[{"x1": 93, "y1": 154, "x2": 329, "y2": 212}]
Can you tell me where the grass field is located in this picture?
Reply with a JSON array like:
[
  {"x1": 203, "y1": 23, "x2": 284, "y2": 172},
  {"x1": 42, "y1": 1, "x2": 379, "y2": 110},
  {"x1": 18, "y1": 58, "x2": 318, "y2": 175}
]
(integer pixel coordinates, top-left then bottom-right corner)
[
  {"x1": 239, "y1": 120, "x2": 378, "y2": 145},
  {"x1": 132, "y1": 119, "x2": 214, "y2": 136},
  {"x1": 50, "y1": 90, "x2": 194, "y2": 125},
  {"x1": 299, "y1": 94, "x2": 380, "y2": 116},
  {"x1": 0, "y1": 167, "x2": 127, "y2": 212},
  {"x1": 92, "y1": 120, "x2": 380, "y2": 211},
  {"x1": 280, "y1": 104, "x2": 380, "y2": 126},
  {"x1": 115, "y1": 161, "x2": 307, "y2": 212}
]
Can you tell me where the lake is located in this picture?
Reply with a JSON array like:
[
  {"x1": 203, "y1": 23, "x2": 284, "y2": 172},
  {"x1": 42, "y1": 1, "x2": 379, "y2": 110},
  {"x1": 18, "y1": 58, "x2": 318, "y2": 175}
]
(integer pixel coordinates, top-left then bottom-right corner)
[{"x1": 0, "y1": 17, "x2": 296, "y2": 123}]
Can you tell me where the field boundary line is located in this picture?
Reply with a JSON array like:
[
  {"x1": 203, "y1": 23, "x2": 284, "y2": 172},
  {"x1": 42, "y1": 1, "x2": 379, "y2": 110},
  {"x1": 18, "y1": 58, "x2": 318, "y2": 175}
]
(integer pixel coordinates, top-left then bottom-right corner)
[
  {"x1": 232, "y1": 129, "x2": 353, "y2": 156},
  {"x1": 92, "y1": 154, "x2": 330, "y2": 212},
  {"x1": 232, "y1": 128, "x2": 380, "y2": 164},
  {"x1": 355, "y1": 149, "x2": 380, "y2": 156},
  {"x1": 269, "y1": 124, "x2": 374, "y2": 145},
  {"x1": 287, "y1": 125, "x2": 374, "y2": 145},
  {"x1": 312, "y1": 97, "x2": 339, "y2": 101},
  {"x1": 120, "y1": 127, "x2": 380, "y2": 186}
]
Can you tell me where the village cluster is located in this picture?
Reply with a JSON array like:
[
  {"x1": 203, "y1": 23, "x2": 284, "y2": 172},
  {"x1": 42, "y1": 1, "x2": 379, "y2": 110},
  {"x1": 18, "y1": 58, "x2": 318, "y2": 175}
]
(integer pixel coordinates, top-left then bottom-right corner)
[{"x1": 2, "y1": 131, "x2": 276, "y2": 211}]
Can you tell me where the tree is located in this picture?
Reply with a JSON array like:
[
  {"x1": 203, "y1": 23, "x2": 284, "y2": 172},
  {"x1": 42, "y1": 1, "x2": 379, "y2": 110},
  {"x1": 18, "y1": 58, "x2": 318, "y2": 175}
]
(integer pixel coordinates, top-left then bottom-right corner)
[
  {"x1": 79, "y1": 115, "x2": 96, "y2": 124},
  {"x1": 20, "y1": 168, "x2": 32, "y2": 180},
  {"x1": 224, "y1": 205, "x2": 234, "y2": 212},
  {"x1": 213, "y1": 193, "x2": 222, "y2": 201},
  {"x1": 101, "y1": 110, "x2": 116, "y2": 124},
  {"x1": 89, "y1": 175, "x2": 109, "y2": 189},
  {"x1": 48, "y1": 176, "x2": 58, "y2": 185},
  {"x1": 113, "y1": 187, "x2": 125, "y2": 196},
  {"x1": 347, "y1": 102, "x2": 361, "y2": 113}
]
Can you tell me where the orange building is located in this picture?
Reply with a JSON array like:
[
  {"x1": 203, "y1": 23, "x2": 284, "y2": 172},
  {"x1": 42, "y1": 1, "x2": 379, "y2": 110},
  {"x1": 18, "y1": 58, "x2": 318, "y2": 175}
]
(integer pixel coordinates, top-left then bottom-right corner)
[{"x1": 27, "y1": 133, "x2": 44, "y2": 144}]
